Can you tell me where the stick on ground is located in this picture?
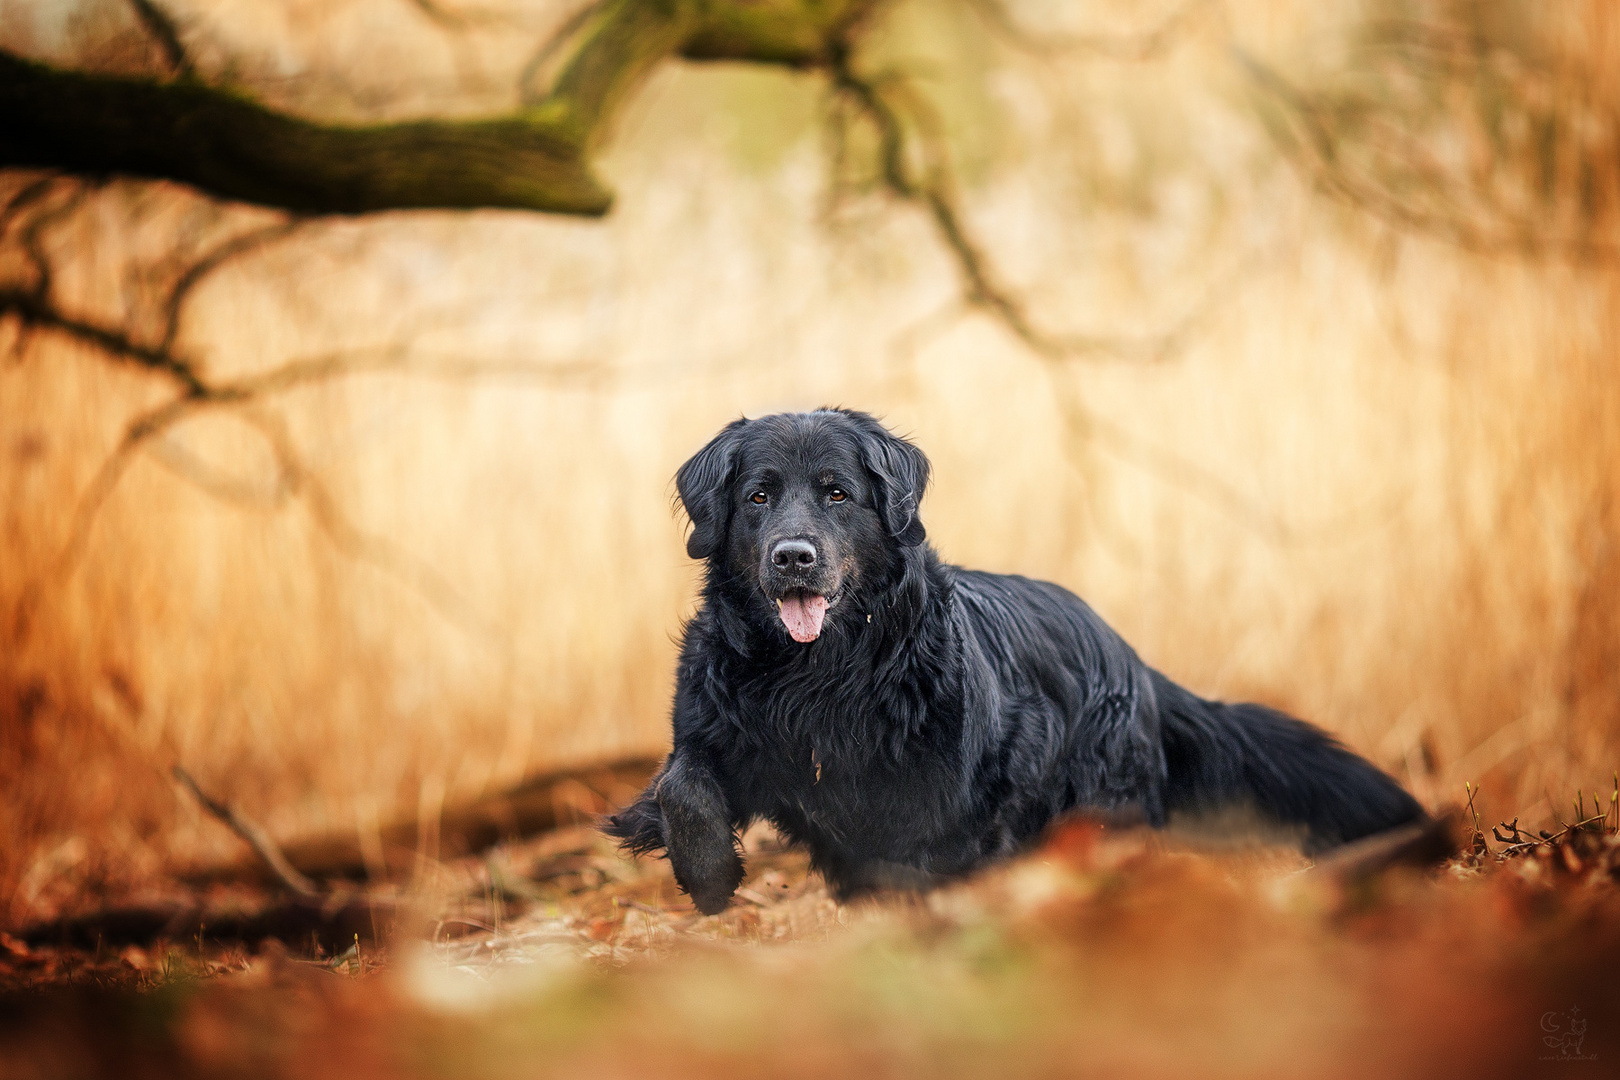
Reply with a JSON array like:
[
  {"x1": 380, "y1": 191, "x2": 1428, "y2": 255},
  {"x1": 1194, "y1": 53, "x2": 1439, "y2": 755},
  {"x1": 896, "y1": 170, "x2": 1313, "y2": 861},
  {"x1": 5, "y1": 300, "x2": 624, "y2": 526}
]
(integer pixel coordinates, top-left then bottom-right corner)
[{"x1": 173, "y1": 767, "x2": 320, "y2": 897}]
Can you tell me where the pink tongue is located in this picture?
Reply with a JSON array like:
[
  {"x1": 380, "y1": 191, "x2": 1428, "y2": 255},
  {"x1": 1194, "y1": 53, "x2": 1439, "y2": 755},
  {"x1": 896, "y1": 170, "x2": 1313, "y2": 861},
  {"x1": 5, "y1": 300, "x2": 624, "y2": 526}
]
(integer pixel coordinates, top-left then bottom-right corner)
[{"x1": 778, "y1": 593, "x2": 828, "y2": 643}]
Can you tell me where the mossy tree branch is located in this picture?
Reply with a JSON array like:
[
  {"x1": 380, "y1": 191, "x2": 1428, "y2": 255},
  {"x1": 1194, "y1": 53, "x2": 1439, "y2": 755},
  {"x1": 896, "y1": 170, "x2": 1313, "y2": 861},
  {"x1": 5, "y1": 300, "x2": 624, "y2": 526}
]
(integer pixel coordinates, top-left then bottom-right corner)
[
  {"x1": 0, "y1": 51, "x2": 613, "y2": 215},
  {"x1": 0, "y1": 0, "x2": 878, "y2": 216}
]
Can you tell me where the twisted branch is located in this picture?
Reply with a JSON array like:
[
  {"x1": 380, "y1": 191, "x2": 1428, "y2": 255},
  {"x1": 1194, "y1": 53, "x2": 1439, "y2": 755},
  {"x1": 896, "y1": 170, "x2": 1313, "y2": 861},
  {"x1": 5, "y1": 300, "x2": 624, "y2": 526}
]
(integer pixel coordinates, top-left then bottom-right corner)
[
  {"x1": 1234, "y1": 42, "x2": 1620, "y2": 262},
  {"x1": 4, "y1": 1, "x2": 886, "y2": 215},
  {"x1": 38, "y1": 339, "x2": 613, "y2": 637},
  {"x1": 159, "y1": 218, "x2": 306, "y2": 354},
  {"x1": 0, "y1": 187, "x2": 614, "y2": 641},
  {"x1": 825, "y1": 28, "x2": 1219, "y2": 366},
  {"x1": 0, "y1": 285, "x2": 207, "y2": 394}
]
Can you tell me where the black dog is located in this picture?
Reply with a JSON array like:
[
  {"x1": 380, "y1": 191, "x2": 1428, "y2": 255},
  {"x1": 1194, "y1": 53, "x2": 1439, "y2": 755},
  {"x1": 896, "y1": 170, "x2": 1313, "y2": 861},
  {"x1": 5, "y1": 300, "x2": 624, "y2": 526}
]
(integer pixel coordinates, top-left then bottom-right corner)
[{"x1": 606, "y1": 409, "x2": 1424, "y2": 913}]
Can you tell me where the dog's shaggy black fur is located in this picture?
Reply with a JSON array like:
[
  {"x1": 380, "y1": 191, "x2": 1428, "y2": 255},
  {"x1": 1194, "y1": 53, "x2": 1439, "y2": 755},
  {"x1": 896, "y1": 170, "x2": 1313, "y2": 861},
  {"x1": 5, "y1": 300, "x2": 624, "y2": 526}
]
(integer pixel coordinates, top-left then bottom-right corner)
[{"x1": 605, "y1": 409, "x2": 1425, "y2": 913}]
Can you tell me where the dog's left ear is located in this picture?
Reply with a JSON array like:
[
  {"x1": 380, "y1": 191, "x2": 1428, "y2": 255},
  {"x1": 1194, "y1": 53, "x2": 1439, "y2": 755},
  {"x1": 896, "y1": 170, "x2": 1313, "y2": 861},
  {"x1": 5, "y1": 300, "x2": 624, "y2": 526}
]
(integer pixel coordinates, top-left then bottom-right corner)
[
  {"x1": 854, "y1": 417, "x2": 931, "y2": 547},
  {"x1": 675, "y1": 419, "x2": 748, "y2": 560}
]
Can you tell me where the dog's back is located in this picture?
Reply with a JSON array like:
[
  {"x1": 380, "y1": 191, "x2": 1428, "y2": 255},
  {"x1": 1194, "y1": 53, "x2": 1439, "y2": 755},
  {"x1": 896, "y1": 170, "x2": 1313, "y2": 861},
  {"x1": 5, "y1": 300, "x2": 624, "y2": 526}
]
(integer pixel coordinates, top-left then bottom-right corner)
[{"x1": 951, "y1": 566, "x2": 1424, "y2": 855}]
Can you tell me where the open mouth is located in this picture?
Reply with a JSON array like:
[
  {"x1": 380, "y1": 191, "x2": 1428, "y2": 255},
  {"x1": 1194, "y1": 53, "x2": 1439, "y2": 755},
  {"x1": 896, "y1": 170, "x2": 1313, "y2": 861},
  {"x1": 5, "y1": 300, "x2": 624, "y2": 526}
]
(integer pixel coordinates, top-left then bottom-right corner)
[{"x1": 774, "y1": 588, "x2": 839, "y2": 643}]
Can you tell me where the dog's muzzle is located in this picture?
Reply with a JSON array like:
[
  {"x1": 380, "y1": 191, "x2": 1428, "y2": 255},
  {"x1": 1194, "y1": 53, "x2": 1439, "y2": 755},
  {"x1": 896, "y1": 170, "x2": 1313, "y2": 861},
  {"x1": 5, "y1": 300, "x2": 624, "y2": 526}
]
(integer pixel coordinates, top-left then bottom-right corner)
[{"x1": 763, "y1": 538, "x2": 839, "y2": 642}]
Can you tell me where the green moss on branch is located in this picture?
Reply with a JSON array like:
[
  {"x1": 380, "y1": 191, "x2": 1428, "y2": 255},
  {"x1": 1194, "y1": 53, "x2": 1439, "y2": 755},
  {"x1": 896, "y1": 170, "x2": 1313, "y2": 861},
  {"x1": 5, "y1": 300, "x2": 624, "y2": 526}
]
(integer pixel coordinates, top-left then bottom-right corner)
[
  {"x1": 0, "y1": 53, "x2": 611, "y2": 215},
  {"x1": 684, "y1": 0, "x2": 876, "y2": 65},
  {"x1": 0, "y1": 0, "x2": 881, "y2": 216}
]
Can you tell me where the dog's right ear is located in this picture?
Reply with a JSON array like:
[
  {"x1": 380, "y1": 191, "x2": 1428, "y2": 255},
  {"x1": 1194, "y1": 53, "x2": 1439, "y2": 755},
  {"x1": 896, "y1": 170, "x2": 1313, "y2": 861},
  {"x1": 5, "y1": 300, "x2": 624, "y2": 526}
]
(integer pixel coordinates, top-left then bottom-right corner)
[{"x1": 675, "y1": 419, "x2": 748, "y2": 560}]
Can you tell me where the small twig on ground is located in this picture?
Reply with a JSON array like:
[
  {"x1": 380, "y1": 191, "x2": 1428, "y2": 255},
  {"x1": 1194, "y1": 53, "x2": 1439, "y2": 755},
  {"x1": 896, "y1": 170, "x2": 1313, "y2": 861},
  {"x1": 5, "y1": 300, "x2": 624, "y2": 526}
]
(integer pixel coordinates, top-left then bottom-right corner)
[
  {"x1": 1492, "y1": 814, "x2": 1609, "y2": 858},
  {"x1": 173, "y1": 767, "x2": 320, "y2": 897},
  {"x1": 1611, "y1": 773, "x2": 1618, "y2": 834},
  {"x1": 1492, "y1": 818, "x2": 1524, "y2": 846},
  {"x1": 1463, "y1": 781, "x2": 1488, "y2": 855}
]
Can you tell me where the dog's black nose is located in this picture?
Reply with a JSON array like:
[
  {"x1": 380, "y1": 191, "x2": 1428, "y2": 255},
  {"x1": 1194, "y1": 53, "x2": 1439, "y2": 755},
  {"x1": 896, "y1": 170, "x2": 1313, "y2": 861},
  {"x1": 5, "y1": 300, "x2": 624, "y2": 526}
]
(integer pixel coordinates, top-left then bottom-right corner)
[{"x1": 771, "y1": 538, "x2": 817, "y2": 571}]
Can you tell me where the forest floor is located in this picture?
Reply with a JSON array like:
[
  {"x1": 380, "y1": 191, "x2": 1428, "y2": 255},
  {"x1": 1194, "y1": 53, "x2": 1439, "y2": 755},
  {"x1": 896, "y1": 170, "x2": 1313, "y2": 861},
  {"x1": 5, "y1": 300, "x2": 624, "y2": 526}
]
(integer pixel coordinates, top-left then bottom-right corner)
[{"x1": 3, "y1": 803, "x2": 1619, "y2": 1080}]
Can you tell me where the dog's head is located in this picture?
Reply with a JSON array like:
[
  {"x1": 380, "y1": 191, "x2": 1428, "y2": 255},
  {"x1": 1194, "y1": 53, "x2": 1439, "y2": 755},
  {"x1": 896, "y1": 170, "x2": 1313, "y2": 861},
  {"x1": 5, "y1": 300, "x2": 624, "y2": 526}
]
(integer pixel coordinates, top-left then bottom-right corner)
[{"x1": 675, "y1": 409, "x2": 930, "y2": 643}]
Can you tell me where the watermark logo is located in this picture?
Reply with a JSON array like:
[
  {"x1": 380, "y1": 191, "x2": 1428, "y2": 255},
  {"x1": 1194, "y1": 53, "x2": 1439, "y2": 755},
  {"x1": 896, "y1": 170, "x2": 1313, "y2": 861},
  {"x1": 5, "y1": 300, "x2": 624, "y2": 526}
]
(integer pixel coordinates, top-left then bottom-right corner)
[{"x1": 1541, "y1": 1006, "x2": 1597, "y2": 1063}]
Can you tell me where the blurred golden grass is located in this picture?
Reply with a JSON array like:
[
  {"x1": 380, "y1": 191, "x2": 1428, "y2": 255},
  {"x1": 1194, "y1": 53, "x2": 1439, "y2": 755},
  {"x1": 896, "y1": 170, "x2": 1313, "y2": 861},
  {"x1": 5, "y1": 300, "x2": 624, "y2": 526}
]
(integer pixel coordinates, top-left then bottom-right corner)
[{"x1": 2, "y1": 0, "x2": 1618, "y2": 913}]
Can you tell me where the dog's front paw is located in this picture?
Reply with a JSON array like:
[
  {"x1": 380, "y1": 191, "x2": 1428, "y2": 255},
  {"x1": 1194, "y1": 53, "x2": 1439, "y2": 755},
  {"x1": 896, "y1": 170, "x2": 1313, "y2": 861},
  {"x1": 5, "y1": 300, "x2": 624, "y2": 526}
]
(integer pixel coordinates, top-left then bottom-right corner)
[
  {"x1": 656, "y1": 755, "x2": 744, "y2": 915},
  {"x1": 675, "y1": 848, "x2": 745, "y2": 915},
  {"x1": 665, "y1": 809, "x2": 744, "y2": 914}
]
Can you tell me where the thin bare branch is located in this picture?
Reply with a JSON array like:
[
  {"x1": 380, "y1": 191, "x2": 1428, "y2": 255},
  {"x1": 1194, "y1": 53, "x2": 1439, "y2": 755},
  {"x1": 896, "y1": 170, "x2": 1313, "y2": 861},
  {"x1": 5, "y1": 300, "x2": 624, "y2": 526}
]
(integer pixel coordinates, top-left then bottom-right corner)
[
  {"x1": 828, "y1": 45, "x2": 1210, "y2": 365},
  {"x1": 829, "y1": 51, "x2": 1034, "y2": 341},
  {"x1": 220, "y1": 346, "x2": 615, "y2": 399},
  {"x1": 40, "y1": 342, "x2": 610, "y2": 621},
  {"x1": 1077, "y1": 407, "x2": 1297, "y2": 544},
  {"x1": 237, "y1": 406, "x2": 502, "y2": 641},
  {"x1": 826, "y1": 28, "x2": 1324, "y2": 547},
  {"x1": 50, "y1": 393, "x2": 200, "y2": 578},
  {"x1": 160, "y1": 218, "x2": 304, "y2": 354},
  {"x1": 1051, "y1": 372, "x2": 1410, "y2": 547},
  {"x1": 519, "y1": 0, "x2": 610, "y2": 105},
  {"x1": 173, "y1": 766, "x2": 320, "y2": 896},
  {"x1": 16, "y1": 178, "x2": 101, "y2": 303},
  {"x1": 146, "y1": 433, "x2": 292, "y2": 508},
  {"x1": 2, "y1": 289, "x2": 192, "y2": 393},
  {"x1": 125, "y1": 0, "x2": 194, "y2": 78},
  {"x1": 883, "y1": 299, "x2": 968, "y2": 369},
  {"x1": 1234, "y1": 45, "x2": 1620, "y2": 263},
  {"x1": 40, "y1": 358, "x2": 511, "y2": 642},
  {"x1": 0, "y1": 286, "x2": 207, "y2": 393},
  {"x1": 0, "y1": 172, "x2": 62, "y2": 237}
]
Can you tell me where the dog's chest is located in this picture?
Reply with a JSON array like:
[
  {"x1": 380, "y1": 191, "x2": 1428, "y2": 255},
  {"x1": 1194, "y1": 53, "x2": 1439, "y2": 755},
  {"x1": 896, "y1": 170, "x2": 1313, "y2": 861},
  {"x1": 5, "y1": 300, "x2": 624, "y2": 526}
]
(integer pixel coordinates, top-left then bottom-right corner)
[
  {"x1": 734, "y1": 740, "x2": 935, "y2": 854},
  {"x1": 720, "y1": 687, "x2": 967, "y2": 857}
]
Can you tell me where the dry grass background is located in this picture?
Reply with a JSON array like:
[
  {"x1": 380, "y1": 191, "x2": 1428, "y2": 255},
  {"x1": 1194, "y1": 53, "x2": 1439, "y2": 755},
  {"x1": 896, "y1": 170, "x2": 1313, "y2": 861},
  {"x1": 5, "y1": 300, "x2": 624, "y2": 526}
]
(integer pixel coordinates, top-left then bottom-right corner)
[{"x1": 1, "y1": 0, "x2": 1618, "y2": 917}]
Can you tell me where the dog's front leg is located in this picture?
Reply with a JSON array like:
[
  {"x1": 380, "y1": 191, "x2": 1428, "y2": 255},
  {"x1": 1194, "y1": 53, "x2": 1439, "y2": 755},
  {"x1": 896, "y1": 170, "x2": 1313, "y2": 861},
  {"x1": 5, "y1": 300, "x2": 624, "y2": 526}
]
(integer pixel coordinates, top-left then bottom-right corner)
[{"x1": 657, "y1": 752, "x2": 744, "y2": 915}]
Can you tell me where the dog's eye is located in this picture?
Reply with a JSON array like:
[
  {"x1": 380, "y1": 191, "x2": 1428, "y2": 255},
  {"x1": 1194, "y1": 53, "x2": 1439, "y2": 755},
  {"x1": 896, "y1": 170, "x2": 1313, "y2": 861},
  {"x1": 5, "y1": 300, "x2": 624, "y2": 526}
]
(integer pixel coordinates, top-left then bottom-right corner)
[
  {"x1": 828, "y1": 488, "x2": 847, "y2": 503},
  {"x1": 750, "y1": 491, "x2": 768, "y2": 505}
]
